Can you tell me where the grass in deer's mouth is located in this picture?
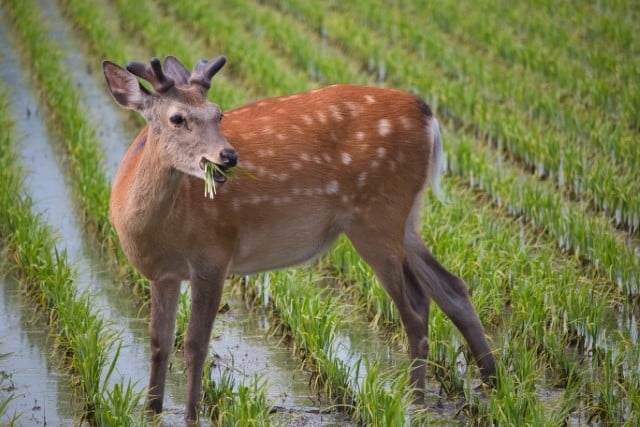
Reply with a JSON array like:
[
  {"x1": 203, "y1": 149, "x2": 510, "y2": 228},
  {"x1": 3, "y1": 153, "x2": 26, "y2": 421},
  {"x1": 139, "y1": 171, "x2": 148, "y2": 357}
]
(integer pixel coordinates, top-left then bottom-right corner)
[
  {"x1": 203, "y1": 161, "x2": 225, "y2": 199},
  {"x1": 203, "y1": 160, "x2": 256, "y2": 199}
]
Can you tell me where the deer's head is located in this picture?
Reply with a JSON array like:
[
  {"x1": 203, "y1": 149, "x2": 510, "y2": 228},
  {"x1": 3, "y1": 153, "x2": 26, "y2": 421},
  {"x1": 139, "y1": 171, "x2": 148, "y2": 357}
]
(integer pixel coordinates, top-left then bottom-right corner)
[{"x1": 103, "y1": 56, "x2": 237, "y2": 183}]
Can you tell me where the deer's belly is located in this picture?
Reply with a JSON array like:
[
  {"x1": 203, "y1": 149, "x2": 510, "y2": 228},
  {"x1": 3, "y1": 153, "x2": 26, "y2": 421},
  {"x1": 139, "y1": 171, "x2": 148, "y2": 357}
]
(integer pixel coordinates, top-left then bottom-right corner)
[{"x1": 228, "y1": 223, "x2": 341, "y2": 275}]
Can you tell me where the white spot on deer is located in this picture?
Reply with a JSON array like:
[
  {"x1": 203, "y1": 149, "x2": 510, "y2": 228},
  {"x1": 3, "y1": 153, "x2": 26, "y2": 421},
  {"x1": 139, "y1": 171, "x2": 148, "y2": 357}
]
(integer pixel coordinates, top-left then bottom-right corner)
[
  {"x1": 276, "y1": 133, "x2": 287, "y2": 141},
  {"x1": 344, "y1": 101, "x2": 362, "y2": 116},
  {"x1": 302, "y1": 115, "x2": 313, "y2": 125},
  {"x1": 322, "y1": 153, "x2": 332, "y2": 163},
  {"x1": 371, "y1": 160, "x2": 380, "y2": 168},
  {"x1": 376, "y1": 147, "x2": 387, "y2": 158},
  {"x1": 273, "y1": 172, "x2": 289, "y2": 182},
  {"x1": 400, "y1": 116, "x2": 412, "y2": 130},
  {"x1": 397, "y1": 151, "x2": 406, "y2": 163},
  {"x1": 316, "y1": 111, "x2": 327, "y2": 124},
  {"x1": 242, "y1": 161, "x2": 255, "y2": 170},
  {"x1": 365, "y1": 95, "x2": 376, "y2": 104},
  {"x1": 303, "y1": 188, "x2": 314, "y2": 197},
  {"x1": 251, "y1": 195, "x2": 263, "y2": 205},
  {"x1": 355, "y1": 131, "x2": 365, "y2": 141},
  {"x1": 329, "y1": 105, "x2": 343, "y2": 121},
  {"x1": 378, "y1": 119, "x2": 392, "y2": 137},
  {"x1": 326, "y1": 180, "x2": 339, "y2": 195},
  {"x1": 292, "y1": 161, "x2": 302, "y2": 170},
  {"x1": 257, "y1": 148, "x2": 275, "y2": 157},
  {"x1": 341, "y1": 194, "x2": 350, "y2": 204},
  {"x1": 291, "y1": 125, "x2": 303, "y2": 134},
  {"x1": 262, "y1": 126, "x2": 273, "y2": 136},
  {"x1": 341, "y1": 152, "x2": 352, "y2": 165},
  {"x1": 313, "y1": 155, "x2": 322, "y2": 164},
  {"x1": 300, "y1": 152, "x2": 311, "y2": 162},
  {"x1": 232, "y1": 198, "x2": 241, "y2": 211},
  {"x1": 357, "y1": 171, "x2": 367, "y2": 189},
  {"x1": 329, "y1": 131, "x2": 338, "y2": 141},
  {"x1": 258, "y1": 101, "x2": 267, "y2": 107},
  {"x1": 292, "y1": 186, "x2": 301, "y2": 196}
]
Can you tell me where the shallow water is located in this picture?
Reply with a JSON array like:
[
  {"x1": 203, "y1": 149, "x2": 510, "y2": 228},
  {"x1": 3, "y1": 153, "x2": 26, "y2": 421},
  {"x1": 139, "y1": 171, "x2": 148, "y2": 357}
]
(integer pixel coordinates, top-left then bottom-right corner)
[{"x1": 0, "y1": 274, "x2": 77, "y2": 426}]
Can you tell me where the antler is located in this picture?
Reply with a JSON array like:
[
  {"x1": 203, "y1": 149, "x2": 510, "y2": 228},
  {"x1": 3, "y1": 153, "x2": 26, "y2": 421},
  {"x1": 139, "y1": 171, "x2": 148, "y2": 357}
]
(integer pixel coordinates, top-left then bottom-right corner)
[
  {"x1": 189, "y1": 56, "x2": 227, "y2": 90},
  {"x1": 163, "y1": 56, "x2": 190, "y2": 87},
  {"x1": 126, "y1": 57, "x2": 175, "y2": 93}
]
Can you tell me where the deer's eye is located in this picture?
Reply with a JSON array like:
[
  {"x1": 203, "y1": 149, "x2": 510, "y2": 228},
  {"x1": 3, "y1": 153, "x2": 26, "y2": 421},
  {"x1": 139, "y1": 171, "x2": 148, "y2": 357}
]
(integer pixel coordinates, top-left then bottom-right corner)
[{"x1": 170, "y1": 114, "x2": 185, "y2": 126}]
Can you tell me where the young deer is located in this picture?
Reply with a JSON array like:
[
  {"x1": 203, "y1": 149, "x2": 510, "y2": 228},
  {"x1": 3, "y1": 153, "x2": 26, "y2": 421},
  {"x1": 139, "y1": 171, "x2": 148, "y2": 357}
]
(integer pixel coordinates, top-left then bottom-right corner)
[{"x1": 103, "y1": 55, "x2": 496, "y2": 422}]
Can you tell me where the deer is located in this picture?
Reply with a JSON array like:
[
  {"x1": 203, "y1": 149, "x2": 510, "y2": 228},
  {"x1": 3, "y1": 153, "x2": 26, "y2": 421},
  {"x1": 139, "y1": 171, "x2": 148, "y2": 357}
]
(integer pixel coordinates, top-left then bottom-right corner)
[{"x1": 102, "y1": 54, "x2": 496, "y2": 423}]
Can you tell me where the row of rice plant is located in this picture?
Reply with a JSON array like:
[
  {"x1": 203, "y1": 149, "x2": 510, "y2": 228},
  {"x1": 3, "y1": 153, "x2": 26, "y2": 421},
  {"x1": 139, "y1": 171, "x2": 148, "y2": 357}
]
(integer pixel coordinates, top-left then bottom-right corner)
[{"x1": 0, "y1": 84, "x2": 145, "y2": 425}]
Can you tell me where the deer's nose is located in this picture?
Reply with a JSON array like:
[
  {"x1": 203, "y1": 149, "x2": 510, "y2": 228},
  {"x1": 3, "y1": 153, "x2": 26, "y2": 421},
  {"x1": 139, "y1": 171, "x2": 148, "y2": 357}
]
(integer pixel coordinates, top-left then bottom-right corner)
[{"x1": 220, "y1": 148, "x2": 238, "y2": 167}]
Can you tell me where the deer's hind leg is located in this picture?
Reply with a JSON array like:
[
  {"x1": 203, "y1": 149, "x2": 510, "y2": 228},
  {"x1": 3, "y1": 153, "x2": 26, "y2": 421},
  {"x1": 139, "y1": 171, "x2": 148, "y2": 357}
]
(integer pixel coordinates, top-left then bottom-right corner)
[
  {"x1": 345, "y1": 222, "x2": 430, "y2": 394},
  {"x1": 404, "y1": 228, "x2": 496, "y2": 383}
]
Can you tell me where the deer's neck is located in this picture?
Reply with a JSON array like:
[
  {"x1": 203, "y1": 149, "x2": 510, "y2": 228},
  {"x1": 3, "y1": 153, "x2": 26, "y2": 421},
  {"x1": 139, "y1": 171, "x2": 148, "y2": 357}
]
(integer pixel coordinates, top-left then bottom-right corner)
[{"x1": 110, "y1": 128, "x2": 183, "y2": 238}]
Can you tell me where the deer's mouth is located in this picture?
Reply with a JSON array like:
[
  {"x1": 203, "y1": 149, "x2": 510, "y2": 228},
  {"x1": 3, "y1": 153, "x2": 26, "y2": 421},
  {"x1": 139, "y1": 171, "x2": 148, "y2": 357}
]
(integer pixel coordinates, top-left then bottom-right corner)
[{"x1": 200, "y1": 158, "x2": 228, "y2": 184}]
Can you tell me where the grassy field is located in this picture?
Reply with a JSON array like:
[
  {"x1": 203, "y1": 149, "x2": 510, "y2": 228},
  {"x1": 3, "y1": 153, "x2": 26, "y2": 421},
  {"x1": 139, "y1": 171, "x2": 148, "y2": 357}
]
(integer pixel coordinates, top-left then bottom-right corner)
[{"x1": 0, "y1": 0, "x2": 638, "y2": 425}]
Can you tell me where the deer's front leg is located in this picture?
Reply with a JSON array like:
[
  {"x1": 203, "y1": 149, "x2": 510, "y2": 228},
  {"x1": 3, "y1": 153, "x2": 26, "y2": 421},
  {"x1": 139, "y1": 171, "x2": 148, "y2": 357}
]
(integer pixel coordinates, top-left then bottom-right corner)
[
  {"x1": 148, "y1": 277, "x2": 181, "y2": 414},
  {"x1": 184, "y1": 273, "x2": 225, "y2": 422}
]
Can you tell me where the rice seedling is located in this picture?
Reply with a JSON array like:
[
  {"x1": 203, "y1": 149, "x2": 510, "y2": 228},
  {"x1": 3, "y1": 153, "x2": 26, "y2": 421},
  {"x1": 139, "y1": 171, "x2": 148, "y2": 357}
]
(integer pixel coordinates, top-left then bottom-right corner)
[{"x1": 202, "y1": 361, "x2": 273, "y2": 426}]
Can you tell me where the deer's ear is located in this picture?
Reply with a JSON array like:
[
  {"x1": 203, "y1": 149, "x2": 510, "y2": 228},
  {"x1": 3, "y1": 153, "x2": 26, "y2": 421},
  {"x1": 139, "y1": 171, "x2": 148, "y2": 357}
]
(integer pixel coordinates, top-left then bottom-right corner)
[{"x1": 103, "y1": 60, "x2": 151, "y2": 112}]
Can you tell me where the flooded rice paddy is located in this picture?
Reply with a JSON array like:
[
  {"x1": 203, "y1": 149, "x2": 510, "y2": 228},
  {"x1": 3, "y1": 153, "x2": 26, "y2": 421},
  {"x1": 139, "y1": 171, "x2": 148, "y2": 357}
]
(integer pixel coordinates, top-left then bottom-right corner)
[{"x1": 1, "y1": 0, "x2": 639, "y2": 425}]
